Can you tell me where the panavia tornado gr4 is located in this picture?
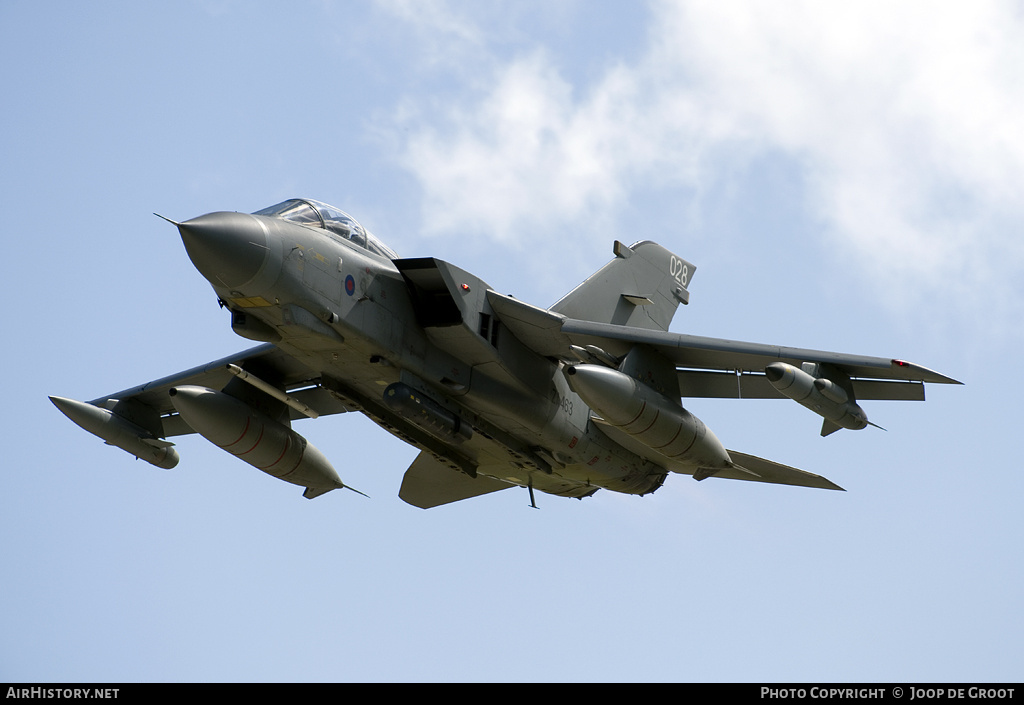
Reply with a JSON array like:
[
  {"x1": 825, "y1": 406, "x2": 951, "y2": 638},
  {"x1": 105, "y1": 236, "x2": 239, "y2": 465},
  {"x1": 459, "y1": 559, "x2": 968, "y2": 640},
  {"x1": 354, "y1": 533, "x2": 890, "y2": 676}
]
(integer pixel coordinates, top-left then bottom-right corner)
[{"x1": 51, "y1": 198, "x2": 961, "y2": 508}]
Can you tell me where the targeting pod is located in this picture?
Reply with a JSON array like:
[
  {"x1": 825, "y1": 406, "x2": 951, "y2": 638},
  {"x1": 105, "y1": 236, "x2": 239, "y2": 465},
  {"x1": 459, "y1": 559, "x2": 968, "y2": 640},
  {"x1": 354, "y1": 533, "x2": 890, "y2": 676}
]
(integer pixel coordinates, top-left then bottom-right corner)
[{"x1": 382, "y1": 382, "x2": 473, "y2": 443}]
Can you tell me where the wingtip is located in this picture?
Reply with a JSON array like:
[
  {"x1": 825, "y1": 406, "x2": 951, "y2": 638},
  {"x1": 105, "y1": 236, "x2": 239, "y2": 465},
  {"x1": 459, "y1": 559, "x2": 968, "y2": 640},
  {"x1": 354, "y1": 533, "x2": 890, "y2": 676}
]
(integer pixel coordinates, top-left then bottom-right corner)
[{"x1": 891, "y1": 359, "x2": 963, "y2": 385}]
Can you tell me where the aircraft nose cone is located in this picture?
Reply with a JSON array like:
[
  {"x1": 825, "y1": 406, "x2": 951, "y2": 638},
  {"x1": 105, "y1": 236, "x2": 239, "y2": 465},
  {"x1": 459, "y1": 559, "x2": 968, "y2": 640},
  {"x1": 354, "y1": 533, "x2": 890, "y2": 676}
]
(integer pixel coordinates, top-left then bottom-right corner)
[{"x1": 177, "y1": 212, "x2": 268, "y2": 289}]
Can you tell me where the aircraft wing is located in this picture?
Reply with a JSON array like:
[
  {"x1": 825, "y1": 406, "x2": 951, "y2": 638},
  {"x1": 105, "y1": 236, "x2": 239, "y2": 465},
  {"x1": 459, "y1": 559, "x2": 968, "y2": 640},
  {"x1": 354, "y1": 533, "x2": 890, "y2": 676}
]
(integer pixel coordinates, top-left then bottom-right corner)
[
  {"x1": 81, "y1": 343, "x2": 351, "y2": 439},
  {"x1": 486, "y1": 292, "x2": 962, "y2": 398}
]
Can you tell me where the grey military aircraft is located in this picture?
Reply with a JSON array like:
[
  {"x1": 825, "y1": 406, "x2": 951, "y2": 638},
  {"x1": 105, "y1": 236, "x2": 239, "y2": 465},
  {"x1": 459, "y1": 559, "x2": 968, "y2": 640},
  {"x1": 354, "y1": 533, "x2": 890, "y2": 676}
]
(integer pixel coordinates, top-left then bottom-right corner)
[{"x1": 51, "y1": 198, "x2": 961, "y2": 508}]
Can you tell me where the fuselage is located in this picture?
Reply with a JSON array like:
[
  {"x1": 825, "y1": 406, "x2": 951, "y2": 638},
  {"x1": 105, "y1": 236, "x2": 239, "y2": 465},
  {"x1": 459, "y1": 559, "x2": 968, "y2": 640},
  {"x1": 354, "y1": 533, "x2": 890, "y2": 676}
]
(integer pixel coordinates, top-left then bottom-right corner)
[{"x1": 177, "y1": 200, "x2": 667, "y2": 500}]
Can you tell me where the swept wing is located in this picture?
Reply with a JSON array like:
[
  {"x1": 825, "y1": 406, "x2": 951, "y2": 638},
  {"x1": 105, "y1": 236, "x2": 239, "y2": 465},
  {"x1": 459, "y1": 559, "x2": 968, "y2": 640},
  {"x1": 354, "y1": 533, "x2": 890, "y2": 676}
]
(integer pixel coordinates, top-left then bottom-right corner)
[
  {"x1": 487, "y1": 291, "x2": 961, "y2": 397},
  {"x1": 80, "y1": 344, "x2": 352, "y2": 439}
]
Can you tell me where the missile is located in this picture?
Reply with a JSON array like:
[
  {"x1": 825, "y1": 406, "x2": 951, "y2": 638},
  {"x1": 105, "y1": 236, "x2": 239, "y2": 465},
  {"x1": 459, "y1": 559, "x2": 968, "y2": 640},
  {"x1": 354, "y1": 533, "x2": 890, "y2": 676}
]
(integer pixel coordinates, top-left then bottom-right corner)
[
  {"x1": 168, "y1": 385, "x2": 358, "y2": 499},
  {"x1": 49, "y1": 396, "x2": 179, "y2": 469},
  {"x1": 564, "y1": 364, "x2": 731, "y2": 471},
  {"x1": 764, "y1": 362, "x2": 869, "y2": 435}
]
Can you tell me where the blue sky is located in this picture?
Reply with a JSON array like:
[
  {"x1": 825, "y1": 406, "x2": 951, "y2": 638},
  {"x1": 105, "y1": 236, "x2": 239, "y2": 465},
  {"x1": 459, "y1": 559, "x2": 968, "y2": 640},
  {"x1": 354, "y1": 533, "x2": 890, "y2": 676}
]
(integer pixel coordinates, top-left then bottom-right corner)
[{"x1": 2, "y1": 1, "x2": 1021, "y2": 682}]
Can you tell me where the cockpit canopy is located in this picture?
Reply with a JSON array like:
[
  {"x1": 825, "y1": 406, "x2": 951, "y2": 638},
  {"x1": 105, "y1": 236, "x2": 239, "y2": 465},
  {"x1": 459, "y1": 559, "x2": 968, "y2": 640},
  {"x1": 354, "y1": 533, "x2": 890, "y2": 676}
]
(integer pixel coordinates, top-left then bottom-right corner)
[{"x1": 253, "y1": 198, "x2": 398, "y2": 260}]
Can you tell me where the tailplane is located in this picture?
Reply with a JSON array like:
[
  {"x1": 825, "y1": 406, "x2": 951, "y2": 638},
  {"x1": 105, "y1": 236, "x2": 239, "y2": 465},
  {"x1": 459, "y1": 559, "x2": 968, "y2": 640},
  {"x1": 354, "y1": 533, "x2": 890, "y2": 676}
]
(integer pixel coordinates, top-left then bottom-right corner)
[
  {"x1": 715, "y1": 451, "x2": 844, "y2": 491},
  {"x1": 549, "y1": 241, "x2": 695, "y2": 331}
]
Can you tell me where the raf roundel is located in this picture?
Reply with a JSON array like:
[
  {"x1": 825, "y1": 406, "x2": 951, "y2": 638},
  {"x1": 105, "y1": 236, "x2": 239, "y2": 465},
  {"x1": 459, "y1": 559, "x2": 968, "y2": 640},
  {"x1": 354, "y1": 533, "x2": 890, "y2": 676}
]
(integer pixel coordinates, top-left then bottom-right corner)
[{"x1": 345, "y1": 274, "x2": 355, "y2": 296}]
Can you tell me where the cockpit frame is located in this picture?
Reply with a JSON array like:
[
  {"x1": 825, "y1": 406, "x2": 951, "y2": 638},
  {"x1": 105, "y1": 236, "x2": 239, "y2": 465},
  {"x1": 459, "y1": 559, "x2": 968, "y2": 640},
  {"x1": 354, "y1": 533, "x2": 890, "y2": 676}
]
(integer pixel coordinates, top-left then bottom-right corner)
[{"x1": 253, "y1": 198, "x2": 398, "y2": 260}]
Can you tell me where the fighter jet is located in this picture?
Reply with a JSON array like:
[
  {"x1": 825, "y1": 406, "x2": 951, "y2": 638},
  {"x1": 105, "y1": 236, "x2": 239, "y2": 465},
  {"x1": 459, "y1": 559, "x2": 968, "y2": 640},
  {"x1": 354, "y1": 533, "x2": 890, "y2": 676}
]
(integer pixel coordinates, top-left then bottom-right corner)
[{"x1": 51, "y1": 198, "x2": 961, "y2": 508}]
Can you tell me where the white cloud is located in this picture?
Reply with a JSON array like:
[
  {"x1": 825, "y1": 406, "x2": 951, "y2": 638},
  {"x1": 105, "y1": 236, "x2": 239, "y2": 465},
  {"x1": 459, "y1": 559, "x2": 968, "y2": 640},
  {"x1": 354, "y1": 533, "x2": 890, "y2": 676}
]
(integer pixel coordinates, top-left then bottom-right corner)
[
  {"x1": 384, "y1": 0, "x2": 1024, "y2": 322},
  {"x1": 373, "y1": 0, "x2": 486, "y2": 67},
  {"x1": 653, "y1": 2, "x2": 1024, "y2": 291}
]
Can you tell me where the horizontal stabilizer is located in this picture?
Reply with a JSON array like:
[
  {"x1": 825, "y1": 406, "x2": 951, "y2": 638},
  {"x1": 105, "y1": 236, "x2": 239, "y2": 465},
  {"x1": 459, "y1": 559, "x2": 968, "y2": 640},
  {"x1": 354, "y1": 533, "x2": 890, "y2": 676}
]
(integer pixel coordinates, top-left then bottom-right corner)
[
  {"x1": 715, "y1": 451, "x2": 845, "y2": 491},
  {"x1": 399, "y1": 451, "x2": 511, "y2": 509}
]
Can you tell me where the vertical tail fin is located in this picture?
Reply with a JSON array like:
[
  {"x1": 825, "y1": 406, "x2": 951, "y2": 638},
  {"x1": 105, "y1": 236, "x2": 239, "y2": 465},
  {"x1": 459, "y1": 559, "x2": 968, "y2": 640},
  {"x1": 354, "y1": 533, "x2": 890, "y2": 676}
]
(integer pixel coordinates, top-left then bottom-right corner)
[{"x1": 549, "y1": 240, "x2": 695, "y2": 332}]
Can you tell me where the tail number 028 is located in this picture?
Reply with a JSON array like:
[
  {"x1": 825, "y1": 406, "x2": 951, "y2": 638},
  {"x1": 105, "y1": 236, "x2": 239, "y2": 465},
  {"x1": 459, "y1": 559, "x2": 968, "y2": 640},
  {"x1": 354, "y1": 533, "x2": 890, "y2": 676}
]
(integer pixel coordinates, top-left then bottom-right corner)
[{"x1": 669, "y1": 256, "x2": 689, "y2": 288}]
